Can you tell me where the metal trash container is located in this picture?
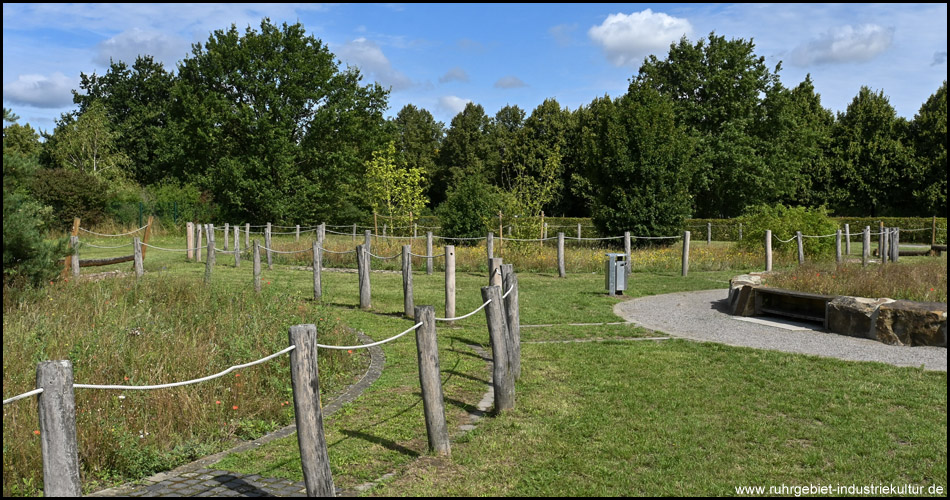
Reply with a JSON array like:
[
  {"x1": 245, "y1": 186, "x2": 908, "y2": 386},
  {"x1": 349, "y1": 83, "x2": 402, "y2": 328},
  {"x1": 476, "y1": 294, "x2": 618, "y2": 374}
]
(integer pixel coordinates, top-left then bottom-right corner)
[{"x1": 605, "y1": 252, "x2": 627, "y2": 296}]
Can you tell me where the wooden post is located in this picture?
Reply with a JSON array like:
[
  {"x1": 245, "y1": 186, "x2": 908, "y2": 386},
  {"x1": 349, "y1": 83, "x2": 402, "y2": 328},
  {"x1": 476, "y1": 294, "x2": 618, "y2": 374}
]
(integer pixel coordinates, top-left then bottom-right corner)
[
  {"x1": 413, "y1": 305, "x2": 451, "y2": 456},
  {"x1": 245, "y1": 223, "x2": 250, "y2": 250},
  {"x1": 253, "y1": 241, "x2": 262, "y2": 293},
  {"x1": 540, "y1": 211, "x2": 545, "y2": 248},
  {"x1": 707, "y1": 222, "x2": 712, "y2": 245},
  {"x1": 204, "y1": 229, "x2": 214, "y2": 284},
  {"x1": 402, "y1": 245, "x2": 414, "y2": 319},
  {"x1": 141, "y1": 216, "x2": 153, "y2": 261},
  {"x1": 295, "y1": 224, "x2": 300, "y2": 242},
  {"x1": 426, "y1": 231, "x2": 433, "y2": 275},
  {"x1": 681, "y1": 230, "x2": 690, "y2": 277},
  {"x1": 265, "y1": 223, "x2": 273, "y2": 270},
  {"x1": 557, "y1": 232, "x2": 566, "y2": 278},
  {"x1": 499, "y1": 211, "x2": 504, "y2": 256},
  {"x1": 835, "y1": 230, "x2": 842, "y2": 265},
  {"x1": 891, "y1": 228, "x2": 900, "y2": 263},
  {"x1": 234, "y1": 226, "x2": 240, "y2": 267},
  {"x1": 352, "y1": 223, "x2": 357, "y2": 243},
  {"x1": 318, "y1": 223, "x2": 325, "y2": 250},
  {"x1": 186, "y1": 222, "x2": 195, "y2": 260},
  {"x1": 932, "y1": 216, "x2": 937, "y2": 256},
  {"x1": 765, "y1": 230, "x2": 773, "y2": 272},
  {"x1": 796, "y1": 231, "x2": 804, "y2": 266},
  {"x1": 487, "y1": 231, "x2": 494, "y2": 261},
  {"x1": 862, "y1": 227, "x2": 870, "y2": 267},
  {"x1": 36, "y1": 360, "x2": 82, "y2": 497},
  {"x1": 224, "y1": 223, "x2": 230, "y2": 251},
  {"x1": 445, "y1": 245, "x2": 456, "y2": 324},
  {"x1": 357, "y1": 244, "x2": 371, "y2": 310},
  {"x1": 133, "y1": 237, "x2": 144, "y2": 278},
  {"x1": 879, "y1": 222, "x2": 886, "y2": 264},
  {"x1": 312, "y1": 241, "x2": 322, "y2": 301},
  {"x1": 502, "y1": 264, "x2": 521, "y2": 381},
  {"x1": 624, "y1": 231, "x2": 632, "y2": 281},
  {"x1": 364, "y1": 229, "x2": 372, "y2": 253},
  {"x1": 489, "y1": 257, "x2": 503, "y2": 287},
  {"x1": 206, "y1": 224, "x2": 215, "y2": 269},
  {"x1": 287, "y1": 325, "x2": 336, "y2": 497},
  {"x1": 844, "y1": 223, "x2": 851, "y2": 255},
  {"x1": 482, "y1": 285, "x2": 514, "y2": 413},
  {"x1": 881, "y1": 226, "x2": 889, "y2": 264},
  {"x1": 70, "y1": 236, "x2": 80, "y2": 278},
  {"x1": 382, "y1": 224, "x2": 387, "y2": 239},
  {"x1": 373, "y1": 212, "x2": 378, "y2": 243},
  {"x1": 63, "y1": 219, "x2": 81, "y2": 277},
  {"x1": 196, "y1": 223, "x2": 203, "y2": 263},
  {"x1": 578, "y1": 223, "x2": 582, "y2": 240}
]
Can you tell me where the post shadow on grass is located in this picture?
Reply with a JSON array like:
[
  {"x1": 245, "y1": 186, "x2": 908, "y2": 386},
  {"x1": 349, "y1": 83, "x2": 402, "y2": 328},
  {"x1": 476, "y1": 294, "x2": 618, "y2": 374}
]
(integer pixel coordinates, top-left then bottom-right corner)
[{"x1": 339, "y1": 430, "x2": 421, "y2": 458}]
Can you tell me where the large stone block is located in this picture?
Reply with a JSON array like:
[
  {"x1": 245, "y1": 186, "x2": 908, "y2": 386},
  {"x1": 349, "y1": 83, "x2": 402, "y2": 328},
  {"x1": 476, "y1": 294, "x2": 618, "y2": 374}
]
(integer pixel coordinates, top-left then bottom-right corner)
[
  {"x1": 728, "y1": 274, "x2": 761, "y2": 316},
  {"x1": 874, "y1": 301, "x2": 948, "y2": 347},
  {"x1": 825, "y1": 296, "x2": 894, "y2": 339}
]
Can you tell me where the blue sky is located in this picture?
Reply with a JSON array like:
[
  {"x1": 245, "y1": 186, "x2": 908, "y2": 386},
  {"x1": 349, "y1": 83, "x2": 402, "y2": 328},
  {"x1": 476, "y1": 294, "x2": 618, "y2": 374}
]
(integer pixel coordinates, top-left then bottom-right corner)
[{"x1": 3, "y1": 3, "x2": 947, "y2": 133}]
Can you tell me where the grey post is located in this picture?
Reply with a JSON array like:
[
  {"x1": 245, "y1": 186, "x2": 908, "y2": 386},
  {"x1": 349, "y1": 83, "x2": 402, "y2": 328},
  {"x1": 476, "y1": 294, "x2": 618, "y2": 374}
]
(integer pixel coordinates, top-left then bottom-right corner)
[
  {"x1": 296, "y1": 224, "x2": 300, "y2": 242},
  {"x1": 317, "y1": 223, "x2": 325, "y2": 250},
  {"x1": 134, "y1": 237, "x2": 144, "y2": 278},
  {"x1": 287, "y1": 324, "x2": 336, "y2": 497},
  {"x1": 204, "y1": 228, "x2": 214, "y2": 284},
  {"x1": 207, "y1": 224, "x2": 216, "y2": 269},
  {"x1": 489, "y1": 257, "x2": 503, "y2": 287},
  {"x1": 313, "y1": 241, "x2": 322, "y2": 301},
  {"x1": 835, "y1": 230, "x2": 842, "y2": 265},
  {"x1": 414, "y1": 305, "x2": 451, "y2": 455},
  {"x1": 37, "y1": 360, "x2": 82, "y2": 497},
  {"x1": 624, "y1": 231, "x2": 632, "y2": 280},
  {"x1": 891, "y1": 228, "x2": 900, "y2": 263},
  {"x1": 502, "y1": 264, "x2": 521, "y2": 380},
  {"x1": 862, "y1": 226, "x2": 870, "y2": 267},
  {"x1": 445, "y1": 245, "x2": 456, "y2": 324},
  {"x1": 265, "y1": 223, "x2": 273, "y2": 269},
  {"x1": 481, "y1": 285, "x2": 515, "y2": 413},
  {"x1": 765, "y1": 230, "x2": 773, "y2": 272},
  {"x1": 382, "y1": 224, "x2": 387, "y2": 238},
  {"x1": 426, "y1": 231, "x2": 434, "y2": 275},
  {"x1": 796, "y1": 231, "x2": 804, "y2": 265},
  {"x1": 707, "y1": 222, "x2": 712, "y2": 245},
  {"x1": 196, "y1": 224, "x2": 203, "y2": 262},
  {"x1": 487, "y1": 231, "x2": 494, "y2": 261},
  {"x1": 245, "y1": 223, "x2": 250, "y2": 250},
  {"x1": 578, "y1": 223, "x2": 582, "y2": 240},
  {"x1": 70, "y1": 236, "x2": 80, "y2": 277},
  {"x1": 844, "y1": 223, "x2": 851, "y2": 255},
  {"x1": 186, "y1": 222, "x2": 194, "y2": 260},
  {"x1": 234, "y1": 228, "x2": 241, "y2": 267},
  {"x1": 402, "y1": 245, "x2": 414, "y2": 319},
  {"x1": 224, "y1": 222, "x2": 229, "y2": 251},
  {"x1": 879, "y1": 224, "x2": 886, "y2": 264},
  {"x1": 557, "y1": 232, "x2": 566, "y2": 277},
  {"x1": 357, "y1": 244, "x2": 371, "y2": 310},
  {"x1": 352, "y1": 223, "x2": 357, "y2": 243},
  {"x1": 364, "y1": 229, "x2": 372, "y2": 253},
  {"x1": 681, "y1": 230, "x2": 690, "y2": 277},
  {"x1": 253, "y1": 240, "x2": 262, "y2": 293}
]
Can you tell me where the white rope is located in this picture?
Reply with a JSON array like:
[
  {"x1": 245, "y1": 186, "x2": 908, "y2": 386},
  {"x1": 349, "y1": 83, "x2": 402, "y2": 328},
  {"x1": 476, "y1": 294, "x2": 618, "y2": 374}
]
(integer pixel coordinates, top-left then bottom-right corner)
[
  {"x1": 143, "y1": 243, "x2": 201, "y2": 252},
  {"x1": 73, "y1": 346, "x2": 297, "y2": 391},
  {"x1": 576, "y1": 236, "x2": 625, "y2": 241},
  {"x1": 84, "y1": 242, "x2": 134, "y2": 249},
  {"x1": 801, "y1": 233, "x2": 838, "y2": 238},
  {"x1": 317, "y1": 322, "x2": 423, "y2": 350},
  {"x1": 365, "y1": 250, "x2": 400, "y2": 260},
  {"x1": 260, "y1": 246, "x2": 313, "y2": 255},
  {"x1": 3, "y1": 388, "x2": 44, "y2": 406},
  {"x1": 408, "y1": 252, "x2": 445, "y2": 258},
  {"x1": 435, "y1": 298, "x2": 492, "y2": 322},
  {"x1": 773, "y1": 234, "x2": 798, "y2": 243},
  {"x1": 319, "y1": 247, "x2": 357, "y2": 255},
  {"x1": 502, "y1": 285, "x2": 514, "y2": 299},
  {"x1": 79, "y1": 224, "x2": 149, "y2": 237}
]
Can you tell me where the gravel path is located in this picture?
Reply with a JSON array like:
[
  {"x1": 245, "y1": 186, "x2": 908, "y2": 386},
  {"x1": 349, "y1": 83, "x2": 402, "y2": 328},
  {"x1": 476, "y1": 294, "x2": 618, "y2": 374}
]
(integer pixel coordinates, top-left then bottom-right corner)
[{"x1": 614, "y1": 289, "x2": 947, "y2": 372}]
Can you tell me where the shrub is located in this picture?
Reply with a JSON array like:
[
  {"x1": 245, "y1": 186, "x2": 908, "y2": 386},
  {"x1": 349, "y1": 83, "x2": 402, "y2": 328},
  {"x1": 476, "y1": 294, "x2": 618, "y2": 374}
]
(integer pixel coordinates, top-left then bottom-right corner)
[
  {"x1": 736, "y1": 204, "x2": 839, "y2": 257},
  {"x1": 436, "y1": 175, "x2": 513, "y2": 243},
  {"x1": 29, "y1": 168, "x2": 110, "y2": 229}
]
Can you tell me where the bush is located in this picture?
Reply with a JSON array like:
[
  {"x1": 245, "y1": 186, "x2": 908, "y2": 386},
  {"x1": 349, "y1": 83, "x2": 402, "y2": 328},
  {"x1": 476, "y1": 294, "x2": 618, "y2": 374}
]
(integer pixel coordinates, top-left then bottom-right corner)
[
  {"x1": 29, "y1": 168, "x2": 110, "y2": 230},
  {"x1": 436, "y1": 176, "x2": 513, "y2": 243},
  {"x1": 736, "y1": 204, "x2": 839, "y2": 257}
]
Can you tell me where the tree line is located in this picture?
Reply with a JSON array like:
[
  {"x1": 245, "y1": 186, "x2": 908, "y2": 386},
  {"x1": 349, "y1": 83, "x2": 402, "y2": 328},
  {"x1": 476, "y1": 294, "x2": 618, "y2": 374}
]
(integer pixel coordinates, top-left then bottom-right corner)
[{"x1": 4, "y1": 19, "x2": 947, "y2": 246}]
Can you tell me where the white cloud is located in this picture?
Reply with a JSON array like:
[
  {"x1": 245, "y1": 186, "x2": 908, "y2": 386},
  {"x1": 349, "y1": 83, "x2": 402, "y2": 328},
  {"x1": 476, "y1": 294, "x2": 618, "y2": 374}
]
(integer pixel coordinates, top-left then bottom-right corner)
[
  {"x1": 338, "y1": 37, "x2": 413, "y2": 91},
  {"x1": 789, "y1": 24, "x2": 894, "y2": 66},
  {"x1": 588, "y1": 9, "x2": 693, "y2": 67},
  {"x1": 494, "y1": 76, "x2": 527, "y2": 89},
  {"x1": 438, "y1": 95, "x2": 471, "y2": 117},
  {"x1": 3, "y1": 72, "x2": 76, "y2": 109},
  {"x1": 95, "y1": 28, "x2": 190, "y2": 68},
  {"x1": 439, "y1": 67, "x2": 469, "y2": 84}
]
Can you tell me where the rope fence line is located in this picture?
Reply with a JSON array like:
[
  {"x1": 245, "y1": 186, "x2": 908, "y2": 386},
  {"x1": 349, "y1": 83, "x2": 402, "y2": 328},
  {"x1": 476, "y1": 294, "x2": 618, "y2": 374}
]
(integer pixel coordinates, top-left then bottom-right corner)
[
  {"x1": 317, "y1": 322, "x2": 423, "y2": 350},
  {"x1": 78, "y1": 224, "x2": 149, "y2": 237},
  {"x1": 83, "y1": 242, "x2": 134, "y2": 249},
  {"x1": 3, "y1": 388, "x2": 44, "y2": 406},
  {"x1": 435, "y1": 298, "x2": 492, "y2": 322}
]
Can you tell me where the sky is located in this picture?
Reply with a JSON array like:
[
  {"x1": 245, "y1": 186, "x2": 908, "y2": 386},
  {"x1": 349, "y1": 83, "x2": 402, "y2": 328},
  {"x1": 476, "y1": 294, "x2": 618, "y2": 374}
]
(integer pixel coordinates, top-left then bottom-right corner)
[{"x1": 3, "y1": 3, "x2": 947, "y2": 133}]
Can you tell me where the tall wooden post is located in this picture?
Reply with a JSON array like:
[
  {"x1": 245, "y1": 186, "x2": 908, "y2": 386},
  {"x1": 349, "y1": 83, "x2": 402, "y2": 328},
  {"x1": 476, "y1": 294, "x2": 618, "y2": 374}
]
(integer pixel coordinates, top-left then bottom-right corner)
[
  {"x1": 681, "y1": 231, "x2": 690, "y2": 277},
  {"x1": 312, "y1": 241, "x2": 322, "y2": 301},
  {"x1": 844, "y1": 223, "x2": 851, "y2": 255},
  {"x1": 557, "y1": 232, "x2": 566, "y2": 277},
  {"x1": 357, "y1": 244, "x2": 371, "y2": 310},
  {"x1": 186, "y1": 221, "x2": 195, "y2": 260},
  {"x1": 765, "y1": 230, "x2": 773, "y2": 272},
  {"x1": 796, "y1": 231, "x2": 805, "y2": 266},
  {"x1": 36, "y1": 360, "x2": 82, "y2": 497},
  {"x1": 133, "y1": 237, "x2": 144, "y2": 278},
  {"x1": 402, "y1": 245, "x2": 414, "y2": 319},
  {"x1": 426, "y1": 231, "x2": 434, "y2": 275},
  {"x1": 196, "y1": 223, "x2": 203, "y2": 263},
  {"x1": 253, "y1": 241, "x2": 262, "y2": 293},
  {"x1": 445, "y1": 245, "x2": 456, "y2": 324},
  {"x1": 141, "y1": 216, "x2": 154, "y2": 261},
  {"x1": 364, "y1": 229, "x2": 372, "y2": 253},
  {"x1": 489, "y1": 257, "x2": 503, "y2": 287},
  {"x1": 265, "y1": 223, "x2": 273, "y2": 270},
  {"x1": 481, "y1": 285, "x2": 514, "y2": 413},
  {"x1": 204, "y1": 229, "x2": 214, "y2": 284},
  {"x1": 487, "y1": 231, "x2": 494, "y2": 261},
  {"x1": 624, "y1": 231, "x2": 632, "y2": 281},
  {"x1": 414, "y1": 306, "x2": 451, "y2": 455},
  {"x1": 707, "y1": 222, "x2": 712, "y2": 245},
  {"x1": 835, "y1": 230, "x2": 842, "y2": 265},
  {"x1": 287, "y1": 325, "x2": 336, "y2": 497},
  {"x1": 862, "y1": 227, "x2": 870, "y2": 267},
  {"x1": 245, "y1": 223, "x2": 250, "y2": 250},
  {"x1": 234, "y1": 227, "x2": 241, "y2": 267},
  {"x1": 502, "y1": 264, "x2": 521, "y2": 380},
  {"x1": 224, "y1": 223, "x2": 230, "y2": 251},
  {"x1": 70, "y1": 236, "x2": 80, "y2": 278}
]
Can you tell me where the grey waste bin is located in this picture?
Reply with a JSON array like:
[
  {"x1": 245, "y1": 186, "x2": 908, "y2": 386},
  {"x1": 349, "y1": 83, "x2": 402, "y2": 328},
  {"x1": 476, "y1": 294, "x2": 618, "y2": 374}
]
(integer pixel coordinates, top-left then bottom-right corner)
[{"x1": 605, "y1": 252, "x2": 627, "y2": 296}]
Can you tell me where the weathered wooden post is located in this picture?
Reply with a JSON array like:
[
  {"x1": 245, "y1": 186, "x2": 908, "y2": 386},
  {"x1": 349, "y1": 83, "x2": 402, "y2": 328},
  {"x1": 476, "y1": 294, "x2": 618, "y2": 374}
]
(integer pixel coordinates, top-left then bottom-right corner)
[
  {"x1": 186, "y1": 221, "x2": 195, "y2": 260},
  {"x1": 498, "y1": 211, "x2": 504, "y2": 257},
  {"x1": 844, "y1": 223, "x2": 851, "y2": 255},
  {"x1": 862, "y1": 226, "x2": 870, "y2": 267},
  {"x1": 382, "y1": 224, "x2": 387, "y2": 239},
  {"x1": 414, "y1": 305, "x2": 451, "y2": 456},
  {"x1": 357, "y1": 244, "x2": 371, "y2": 310},
  {"x1": 224, "y1": 223, "x2": 230, "y2": 251},
  {"x1": 624, "y1": 231, "x2": 632, "y2": 281},
  {"x1": 557, "y1": 232, "x2": 566, "y2": 277},
  {"x1": 245, "y1": 223, "x2": 250, "y2": 250},
  {"x1": 352, "y1": 223, "x2": 357, "y2": 243},
  {"x1": 234, "y1": 228, "x2": 241, "y2": 267},
  {"x1": 36, "y1": 360, "x2": 82, "y2": 497},
  {"x1": 881, "y1": 226, "x2": 890, "y2": 264},
  {"x1": 402, "y1": 245, "x2": 414, "y2": 319},
  {"x1": 445, "y1": 245, "x2": 456, "y2": 324},
  {"x1": 364, "y1": 229, "x2": 372, "y2": 253},
  {"x1": 206, "y1": 224, "x2": 216, "y2": 269},
  {"x1": 502, "y1": 264, "x2": 521, "y2": 380},
  {"x1": 133, "y1": 237, "x2": 144, "y2": 278},
  {"x1": 578, "y1": 223, "x2": 582, "y2": 240},
  {"x1": 739, "y1": 223, "x2": 743, "y2": 241},
  {"x1": 489, "y1": 257, "x2": 503, "y2": 288},
  {"x1": 312, "y1": 241, "x2": 322, "y2": 301},
  {"x1": 318, "y1": 223, "x2": 326, "y2": 250},
  {"x1": 204, "y1": 229, "x2": 214, "y2": 284},
  {"x1": 796, "y1": 231, "x2": 805, "y2": 266},
  {"x1": 63, "y1": 218, "x2": 80, "y2": 277},
  {"x1": 481, "y1": 285, "x2": 514, "y2": 413},
  {"x1": 265, "y1": 223, "x2": 273, "y2": 270},
  {"x1": 765, "y1": 230, "x2": 773, "y2": 272},
  {"x1": 426, "y1": 231, "x2": 434, "y2": 275},
  {"x1": 196, "y1": 223, "x2": 203, "y2": 263},
  {"x1": 835, "y1": 230, "x2": 842, "y2": 265},
  {"x1": 253, "y1": 241, "x2": 262, "y2": 293},
  {"x1": 707, "y1": 222, "x2": 712, "y2": 245},
  {"x1": 487, "y1": 231, "x2": 494, "y2": 261},
  {"x1": 879, "y1": 222, "x2": 886, "y2": 264},
  {"x1": 891, "y1": 228, "x2": 900, "y2": 263},
  {"x1": 287, "y1": 325, "x2": 336, "y2": 497},
  {"x1": 296, "y1": 224, "x2": 300, "y2": 242},
  {"x1": 70, "y1": 236, "x2": 80, "y2": 278},
  {"x1": 681, "y1": 230, "x2": 690, "y2": 277}
]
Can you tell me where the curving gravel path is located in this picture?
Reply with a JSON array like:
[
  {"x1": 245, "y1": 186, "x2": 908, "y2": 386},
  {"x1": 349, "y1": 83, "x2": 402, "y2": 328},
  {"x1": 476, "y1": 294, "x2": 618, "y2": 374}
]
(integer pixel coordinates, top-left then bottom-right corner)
[{"x1": 614, "y1": 289, "x2": 947, "y2": 372}]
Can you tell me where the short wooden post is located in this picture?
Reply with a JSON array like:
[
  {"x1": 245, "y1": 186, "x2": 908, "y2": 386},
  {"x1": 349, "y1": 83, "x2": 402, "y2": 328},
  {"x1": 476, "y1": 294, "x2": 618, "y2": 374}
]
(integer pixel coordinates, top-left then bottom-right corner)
[
  {"x1": 578, "y1": 223, "x2": 582, "y2": 240},
  {"x1": 502, "y1": 264, "x2": 521, "y2": 380},
  {"x1": 204, "y1": 230, "x2": 214, "y2": 284},
  {"x1": 445, "y1": 245, "x2": 456, "y2": 324},
  {"x1": 765, "y1": 230, "x2": 773, "y2": 272},
  {"x1": 489, "y1": 257, "x2": 503, "y2": 287},
  {"x1": 206, "y1": 224, "x2": 216, "y2": 269},
  {"x1": 234, "y1": 227, "x2": 241, "y2": 267},
  {"x1": 382, "y1": 224, "x2": 387, "y2": 239},
  {"x1": 862, "y1": 227, "x2": 870, "y2": 267},
  {"x1": 424, "y1": 231, "x2": 433, "y2": 275},
  {"x1": 364, "y1": 229, "x2": 372, "y2": 253},
  {"x1": 245, "y1": 223, "x2": 250, "y2": 250},
  {"x1": 296, "y1": 224, "x2": 300, "y2": 242},
  {"x1": 186, "y1": 222, "x2": 195, "y2": 260},
  {"x1": 844, "y1": 223, "x2": 851, "y2": 255},
  {"x1": 196, "y1": 224, "x2": 203, "y2": 263},
  {"x1": 63, "y1": 217, "x2": 81, "y2": 277},
  {"x1": 879, "y1": 222, "x2": 886, "y2": 264},
  {"x1": 414, "y1": 305, "x2": 451, "y2": 455},
  {"x1": 36, "y1": 360, "x2": 82, "y2": 497},
  {"x1": 357, "y1": 244, "x2": 371, "y2": 310},
  {"x1": 881, "y1": 226, "x2": 889, "y2": 264},
  {"x1": 70, "y1": 236, "x2": 80, "y2": 277},
  {"x1": 707, "y1": 222, "x2": 712, "y2": 245},
  {"x1": 487, "y1": 231, "x2": 494, "y2": 261},
  {"x1": 796, "y1": 231, "x2": 804, "y2": 265},
  {"x1": 932, "y1": 216, "x2": 937, "y2": 254},
  {"x1": 557, "y1": 232, "x2": 566, "y2": 277},
  {"x1": 253, "y1": 240, "x2": 262, "y2": 293},
  {"x1": 224, "y1": 223, "x2": 230, "y2": 251},
  {"x1": 681, "y1": 230, "x2": 690, "y2": 277},
  {"x1": 312, "y1": 241, "x2": 322, "y2": 301},
  {"x1": 481, "y1": 285, "x2": 514, "y2": 413},
  {"x1": 835, "y1": 230, "x2": 842, "y2": 265},
  {"x1": 624, "y1": 231, "x2": 632, "y2": 280},
  {"x1": 287, "y1": 325, "x2": 336, "y2": 497},
  {"x1": 891, "y1": 228, "x2": 900, "y2": 263},
  {"x1": 402, "y1": 245, "x2": 414, "y2": 319},
  {"x1": 265, "y1": 223, "x2": 273, "y2": 270},
  {"x1": 352, "y1": 223, "x2": 357, "y2": 243},
  {"x1": 133, "y1": 237, "x2": 144, "y2": 278}
]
